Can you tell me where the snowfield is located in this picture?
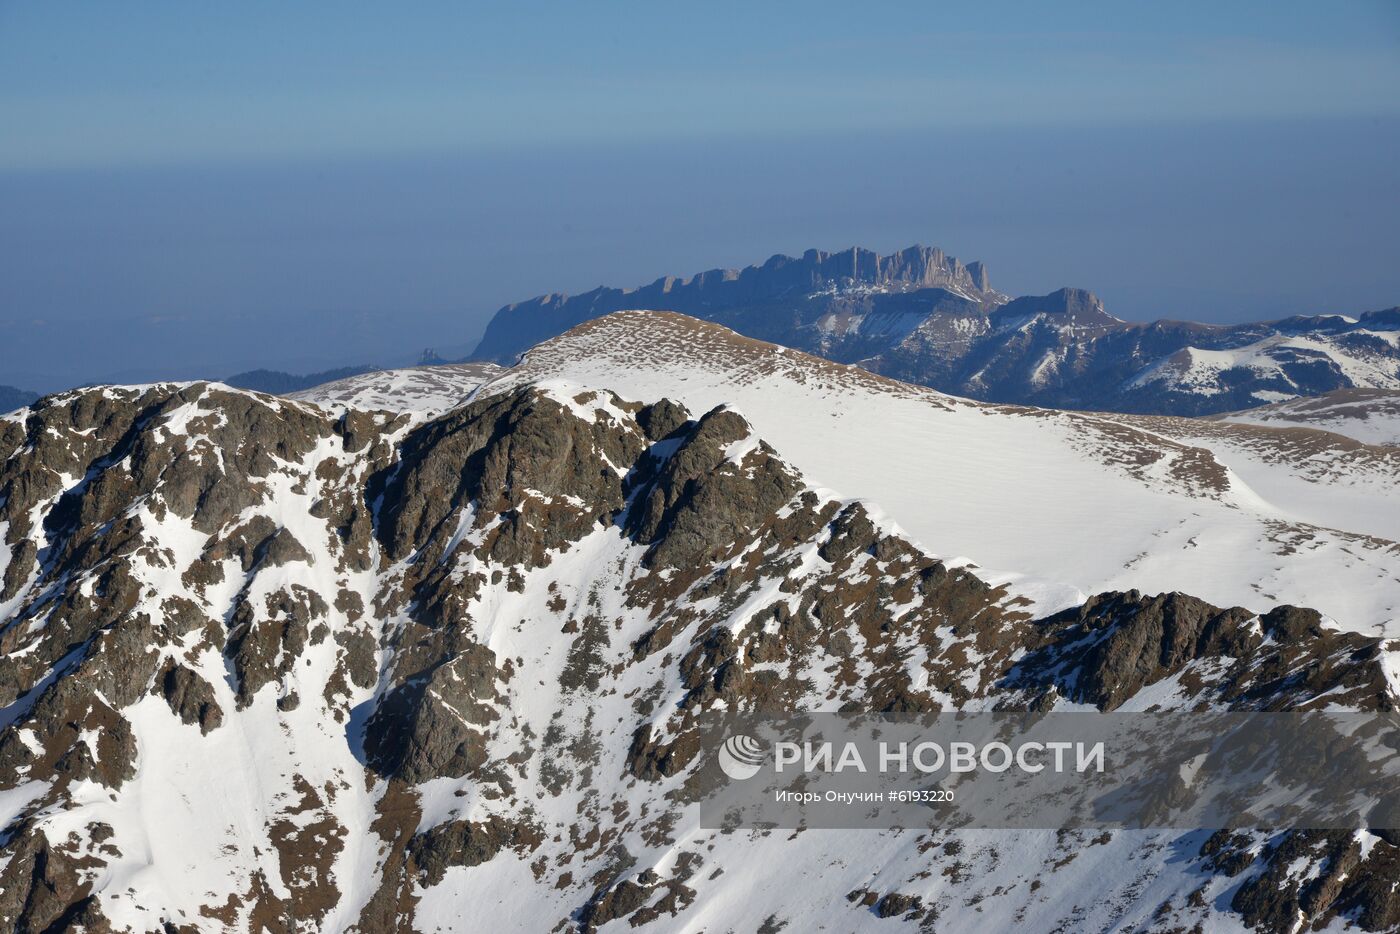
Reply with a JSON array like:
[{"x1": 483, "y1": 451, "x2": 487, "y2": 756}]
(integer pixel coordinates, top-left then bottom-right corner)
[
  {"x1": 290, "y1": 362, "x2": 505, "y2": 417},
  {"x1": 1215, "y1": 388, "x2": 1400, "y2": 447}
]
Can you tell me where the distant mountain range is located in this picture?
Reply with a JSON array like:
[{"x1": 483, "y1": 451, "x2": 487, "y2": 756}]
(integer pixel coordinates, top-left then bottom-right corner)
[
  {"x1": 472, "y1": 245, "x2": 1400, "y2": 415},
  {"x1": 474, "y1": 245, "x2": 1003, "y2": 364}
]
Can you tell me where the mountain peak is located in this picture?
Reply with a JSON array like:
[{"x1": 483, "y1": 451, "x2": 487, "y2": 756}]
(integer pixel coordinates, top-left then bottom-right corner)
[{"x1": 985, "y1": 287, "x2": 1120, "y2": 329}]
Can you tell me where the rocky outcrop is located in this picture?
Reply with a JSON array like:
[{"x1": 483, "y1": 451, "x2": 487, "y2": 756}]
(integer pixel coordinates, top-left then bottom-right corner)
[
  {"x1": 379, "y1": 387, "x2": 645, "y2": 571},
  {"x1": 1009, "y1": 593, "x2": 1393, "y2": 712},
  {"x1": 1232, "y1": 830, "x2": 1400, "y2": 931},
  {"x1": 365, "y1": 643, "x2": 504, "y2": 782},
  {"x1": 156, "y1": 660, "x2": 224, "y2": 733},
  {"x1": 625, "y1": 406, "x2": 800, "y2": 569},
  {"x1": 0, "y1": 827, "x2": 111, "y2": 933},
  {"x1": 408, "y1": 815, "x2": 543, "y2": 886}
]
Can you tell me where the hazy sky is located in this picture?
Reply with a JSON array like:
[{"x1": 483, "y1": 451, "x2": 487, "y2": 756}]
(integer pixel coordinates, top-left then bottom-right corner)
[{"x1": 2, "y1": 1, "x2": 1399, "y2": 390}]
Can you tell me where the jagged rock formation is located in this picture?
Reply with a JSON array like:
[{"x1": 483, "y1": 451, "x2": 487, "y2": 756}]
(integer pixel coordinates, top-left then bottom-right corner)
[
  {"x1": 0, "y1": 377, "x2": 1396, "y2": 931},
  {"x1": 470, "y1": 245, "x2": 1400, "y2": 415},
  {"x1": 472, "y1": 245, "x2": 1005, "y2": 366}
]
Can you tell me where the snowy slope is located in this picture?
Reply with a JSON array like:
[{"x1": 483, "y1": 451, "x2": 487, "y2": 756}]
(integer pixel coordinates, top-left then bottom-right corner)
[
  {"x1": 1215, "y1": 388, "x2": 1400, "y2": 447},
  {"x1": 478, "y1": 311, "x2": 1400, "y2": 635}
]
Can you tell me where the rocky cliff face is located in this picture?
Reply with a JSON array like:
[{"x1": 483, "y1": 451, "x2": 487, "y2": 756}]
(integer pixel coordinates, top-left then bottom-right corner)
[
  {"x1": 471, "y1": 244, "x2": 1006, "y2": 366},
  {"x1": 470, "y1": 246, "x2": 1400, "y2": 415},
  {"x1": 0, "y1": 381, "x2": 1396, "y2": 931}
]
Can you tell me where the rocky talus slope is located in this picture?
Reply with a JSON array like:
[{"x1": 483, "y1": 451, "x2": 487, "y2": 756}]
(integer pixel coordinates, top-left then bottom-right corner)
[{"x1": 0, "y1": 381, "x2": 1397, "y2": 931}]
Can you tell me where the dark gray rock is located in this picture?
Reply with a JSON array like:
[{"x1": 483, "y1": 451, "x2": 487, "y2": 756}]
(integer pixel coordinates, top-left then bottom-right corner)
[
  {"x1": 1009, "y1": 592, "x2": 1393, "y2": 712},
  {"x1": 365, "y1": 644, "x2": 503, "y2": 782},
  {"x1": 380, "y1": 387, "x2": 644, "y2": 571},
  {"x1": 625, "y1": 406, "x2": 800, "y2": 569},
  {"x1": 156, "y1": 660, "x2": 225, "y2": 733},
  {"x1": 408, "y1": 815, "x2": 542, "y2": 886}
]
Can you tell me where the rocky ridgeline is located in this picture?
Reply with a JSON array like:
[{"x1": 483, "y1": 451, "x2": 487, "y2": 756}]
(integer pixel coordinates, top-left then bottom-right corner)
[{"x1": 0, "y1": 383, "x2": 1396, "y2": 931}]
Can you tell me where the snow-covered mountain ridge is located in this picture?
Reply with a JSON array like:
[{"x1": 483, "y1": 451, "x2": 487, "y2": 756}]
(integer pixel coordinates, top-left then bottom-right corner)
[
  {"x1": 0, "y1": 315, "x2": 1397, "y2": 931},
  {"x1": 482, "y1": 311, "x2": 1400, "y2": 635}
]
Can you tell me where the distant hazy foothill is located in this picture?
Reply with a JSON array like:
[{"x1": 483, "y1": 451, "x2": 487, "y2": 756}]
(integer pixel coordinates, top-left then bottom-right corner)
[
  {"x1": 472, "y1": 245, "x2": 1400, "y2": 416},
  {"x1": 0, "y1": 385, "x2": 38, "y2": 414},
  {"x1": 223, "y1": 365, "x2": 381, "y2": 395}
]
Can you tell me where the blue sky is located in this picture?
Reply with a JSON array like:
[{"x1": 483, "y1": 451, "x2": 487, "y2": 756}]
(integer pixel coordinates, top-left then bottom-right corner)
[
  {"x1": 1, "y1": 2, "x2": 1398, "y2": 388},
  {"x1": 4, "y1": 1, "x2": 1399, "y2": 168}
]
